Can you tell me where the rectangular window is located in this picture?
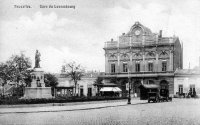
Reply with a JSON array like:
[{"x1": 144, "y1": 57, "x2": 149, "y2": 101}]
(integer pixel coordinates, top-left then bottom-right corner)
[
  {"x1": 189, "y1": 84, "x2": 195, "y2": 96},
  {"x1": 80, "y1": 88, "x2": 84, "y2": 96},
  {"x1": 111, "y1": 64, "x2": 115, "y2": 73},
  {"x1": 162, "y1": 61, "x2": 167, "y2": 71},
  {"x1": 148, "y1": 63, "x2": 153, "y2": 71},
  {"x1": 178, "y1": 84, "x2": 183, "y2": 95},
  {"x1": 123, "y1": 63, "x2": 128, "y2": 72},
  {"x1": 88, "y1": 88, "x2": 92, "y2": 97},
  {"x1": 136, "y1": 63, "x2": 140, "y2": 72}
]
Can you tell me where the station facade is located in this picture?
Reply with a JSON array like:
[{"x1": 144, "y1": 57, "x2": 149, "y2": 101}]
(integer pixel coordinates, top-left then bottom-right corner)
[{"x1": 102, "y1": 22, "x2": 183, "y2": 98}]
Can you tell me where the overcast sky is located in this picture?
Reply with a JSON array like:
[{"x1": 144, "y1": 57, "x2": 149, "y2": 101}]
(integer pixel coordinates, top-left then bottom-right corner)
[{"x1": 0, "y1": 0, "x2": 200, "y2": 73}]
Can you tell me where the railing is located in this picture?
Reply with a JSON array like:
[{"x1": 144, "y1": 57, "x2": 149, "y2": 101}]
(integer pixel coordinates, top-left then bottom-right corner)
[
  {"x1": 104, "y1": 71, "x2": 174, "y2": 75},
  {"x1": 104, "y1": 41, "x2": 118, "y2": 48},
  {"x1": 119, "y1": 42, "x2": 130, "y2": 47},
  {"x1": 104, "y1": 38, "x2": 174, "y2": 49}
]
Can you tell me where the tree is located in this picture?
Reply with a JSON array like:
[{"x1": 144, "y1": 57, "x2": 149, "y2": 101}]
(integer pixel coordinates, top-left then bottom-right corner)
[
  {"x1": 44, "y1": 73, "x2": 58, "y2": 96},
  {"x1": 0, "y1": 53, "x2": 32, "y2": 97},
  {"x1": 6, "y1": 53, "x2": 32, "y2": 86},
  {"x1": 44, "y1": 73, "x2": 58, "y2": 88},
  {"x1": 0, "y1": 63, "x2": 14, "y2": 97},
  {"x1": 94, "y1": 77, "x2": 103, "y2": 96},
  {"x1": 62, "y1": 61, "x2": 84, "y2": 96}
]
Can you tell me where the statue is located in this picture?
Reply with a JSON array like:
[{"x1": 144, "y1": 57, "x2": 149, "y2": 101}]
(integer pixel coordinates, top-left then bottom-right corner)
[{"x1": 35, "y1": 50, "x2": 41, "y2": 68}]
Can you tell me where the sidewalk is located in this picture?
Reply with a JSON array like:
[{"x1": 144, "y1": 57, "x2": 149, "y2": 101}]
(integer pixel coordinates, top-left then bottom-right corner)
[{"x1": 0, "y1": 98, "x2": 147, "y2": 114}]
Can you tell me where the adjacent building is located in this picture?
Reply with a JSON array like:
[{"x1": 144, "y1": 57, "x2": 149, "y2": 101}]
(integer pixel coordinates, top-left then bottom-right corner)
[
  {"x1": 55, "y1": 71, "x2": 100, "y2": 97},
  {"x1": 174, "y1": 69, "x2": 200, "y2": 97},
  {"x1": 102, "y1": 22, "x2": 183, "y2": 99}
]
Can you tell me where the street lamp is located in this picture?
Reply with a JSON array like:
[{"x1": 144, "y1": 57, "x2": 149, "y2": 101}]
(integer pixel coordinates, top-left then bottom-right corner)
[{"x1": 127, "y1": 68, "x2": 131, "y2": 104}]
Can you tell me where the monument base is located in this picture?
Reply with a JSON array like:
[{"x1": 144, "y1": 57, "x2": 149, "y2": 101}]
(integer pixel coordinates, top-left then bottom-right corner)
[{"x1": 22, "y1": 87, "x2": 53, "y2": 99}]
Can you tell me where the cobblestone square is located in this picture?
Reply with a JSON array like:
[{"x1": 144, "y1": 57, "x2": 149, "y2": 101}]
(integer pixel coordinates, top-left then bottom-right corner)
[{"x1": 0, "y1": 98, "x2": 200, "y2": 125}]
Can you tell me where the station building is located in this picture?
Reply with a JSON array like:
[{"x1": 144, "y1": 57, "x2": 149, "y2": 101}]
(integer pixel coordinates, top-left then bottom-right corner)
[{"x1": 102, "y1": 22, "x2": 183, "y2": 99}]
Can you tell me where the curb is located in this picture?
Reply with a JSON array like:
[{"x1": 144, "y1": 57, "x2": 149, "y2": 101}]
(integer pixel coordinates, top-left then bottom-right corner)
[
  {"x1": 0, "y1": 102, "x2": 147, "y2": 114},
  {"x1": 0, "y1": 99, "x2": 129, "y2": 108}
]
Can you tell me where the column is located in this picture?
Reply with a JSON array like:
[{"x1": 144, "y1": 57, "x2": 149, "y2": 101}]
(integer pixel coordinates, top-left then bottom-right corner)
[
  {"x1": 156, "y1": 51, "x2": 159, "y2": 72},
  {"x1": 142, "y1": 34, "x2": 145, "y2": 45},
  {"x1": 118, "y1": 52, "x2": 120, "y2": 73},
  {"x1": 142, "y1": 49, "x2": 145, "y2": 71},
  {"x1": 169, "y1": 50, "x2": 173, "y2": 71},
  {"x1": 130, "y1": 51, "x2": 133, "y2": 72},
  {"x1": 105, "y1": 52, "x2": 109, "y2": 73},
  {"x1": 143, "y1": 54, "x2": 145, "y2": 71}
]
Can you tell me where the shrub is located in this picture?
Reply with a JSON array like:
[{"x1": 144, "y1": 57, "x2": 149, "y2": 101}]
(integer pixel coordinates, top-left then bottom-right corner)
[{"x1": 0, "y1": 96, "x2": 127, "y2": 105}]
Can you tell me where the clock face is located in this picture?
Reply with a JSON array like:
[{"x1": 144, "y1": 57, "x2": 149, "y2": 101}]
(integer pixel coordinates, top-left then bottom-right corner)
[{"x1": 135, "y1": 30, "x2": 141, "y2": 36}]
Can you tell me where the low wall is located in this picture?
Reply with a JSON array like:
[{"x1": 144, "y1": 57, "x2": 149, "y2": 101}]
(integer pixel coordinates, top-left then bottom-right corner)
[{"x1": 23, "y1": 87, "x2": 53, "y2": 99}]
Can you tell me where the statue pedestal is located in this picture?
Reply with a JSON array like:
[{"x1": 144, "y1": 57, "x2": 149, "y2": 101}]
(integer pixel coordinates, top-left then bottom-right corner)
[
  {"x1": 22, "y1": 68, "x2": 53, "y2": 99},
  {"x1": 23, "y1": 87, "x2": 52, "y2": 99}
]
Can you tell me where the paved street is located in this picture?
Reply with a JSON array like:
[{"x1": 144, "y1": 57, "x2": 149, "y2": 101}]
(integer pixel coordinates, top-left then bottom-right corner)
[{"x1": 0, "y1": 98, "x2": 200, "y2": 125}]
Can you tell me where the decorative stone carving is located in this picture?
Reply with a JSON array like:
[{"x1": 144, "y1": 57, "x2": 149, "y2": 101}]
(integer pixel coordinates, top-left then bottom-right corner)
[
  {"x1": 109, "y1": 53, "x2": 117, "y2": 60},
  {"x1": 159, "y1": 50, "x2": 169, "y2": 59},
  {"x1": 119, "y1": 52, "x2": 130, "y2": 62}
]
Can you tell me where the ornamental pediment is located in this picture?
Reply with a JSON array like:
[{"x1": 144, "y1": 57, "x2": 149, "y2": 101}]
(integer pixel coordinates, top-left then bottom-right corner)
[
  {"x1": 145, "y1": 51, "x2": 156, "y2": 58},
  {"x1": 159, "y1": 50, "x2": 169, "y2": 59},
  {"x1": 120, "y1": 53, "x2": 129, "y2": 60},
  {"x1": 128, "y1": 22, "x2": 153, "y2": 36},
  {"x1": 132, "y1": 52, "x2": 142, "y2": 59},
  {"x1": 119, "y1": 22, "x2": 156, "y2": 44},
  {"x1": 108, "y1": 53, "x2": 117, "y2": 60}
]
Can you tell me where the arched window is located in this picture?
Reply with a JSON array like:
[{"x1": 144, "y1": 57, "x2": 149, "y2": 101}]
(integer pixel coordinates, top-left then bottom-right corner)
[{"x1": 160, "y1": 80, "x2": 169, "y2": 89}]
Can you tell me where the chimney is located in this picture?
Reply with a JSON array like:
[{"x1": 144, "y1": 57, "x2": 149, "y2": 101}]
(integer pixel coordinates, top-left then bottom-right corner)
[{"x1": 158, "y1": 30, "x2": 162, "y2": 38}]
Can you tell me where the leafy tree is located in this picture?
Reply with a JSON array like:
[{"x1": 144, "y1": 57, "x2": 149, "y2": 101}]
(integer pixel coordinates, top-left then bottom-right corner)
[
  {"x1": 62, "y1": 61, "x2": 84, "y2": 96},
  {"x1": 0, "y1": 53, "x2": 32, "y2": 97},
  {"x1": 44, "y1": 73, "x2": 58, "y2": 88},
  {"x1": 0, "y1": 63, "x2": 14, "y2": 97},
  {"x1": 6, "y1": 53, "x2": 32, "y2": 86},
  {"x1": 94, "y1": 77, "x2": 103, "y2": 95},
  {"x1": 44, "y1": 73, "x2": 58, "y2": 96},
  {"x1": 94, "y1": 77, "x2": 103, "y2": 85}
]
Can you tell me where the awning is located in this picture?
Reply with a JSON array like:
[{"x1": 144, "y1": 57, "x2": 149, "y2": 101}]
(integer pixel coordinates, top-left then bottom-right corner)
[
  {"x1": 139, "y1": 84, "x2": 159, "y2": 89},
  {"x1": 100, "y1": 87, "x2": 122, "y2": 92}
]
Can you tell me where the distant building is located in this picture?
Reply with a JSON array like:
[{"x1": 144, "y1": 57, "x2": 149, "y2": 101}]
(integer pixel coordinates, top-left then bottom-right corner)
[
  {"x1": 55, "y1": 71, "x2": 100, "y2": 97},
  {"x1": 0, "y1": 80, "x2": 16, "y2": 97},
  {"x1": 102, "y1": 22, "x2": 183, "y2": 99},
  {"x1": 174, "y1": 69, "x2": 200, "y2": 97}
]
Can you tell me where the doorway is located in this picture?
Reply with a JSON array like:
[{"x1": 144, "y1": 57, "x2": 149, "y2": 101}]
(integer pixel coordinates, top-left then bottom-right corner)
[{"x1": 133, "y1": 81, "x2": 142, "y2": 97}]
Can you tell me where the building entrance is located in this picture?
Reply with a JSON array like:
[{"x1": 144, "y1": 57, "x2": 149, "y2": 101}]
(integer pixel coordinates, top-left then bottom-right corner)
[
  {"x1": 133, "y1": 81, "x2": 142, "y2": 97},
  {"x1": 160, "y1": 80, "x2": 169, "y2": 90}
]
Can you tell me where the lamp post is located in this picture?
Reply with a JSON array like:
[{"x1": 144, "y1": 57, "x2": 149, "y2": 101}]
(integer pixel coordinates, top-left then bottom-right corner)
[{"x1": 127, "y1": 68, "x2": 131, "y2": 104}]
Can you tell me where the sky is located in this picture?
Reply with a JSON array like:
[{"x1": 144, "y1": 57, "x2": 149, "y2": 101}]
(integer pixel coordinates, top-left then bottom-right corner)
[{"x1": 0, "y1": 0, "x2": 200, "y2": 73}]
